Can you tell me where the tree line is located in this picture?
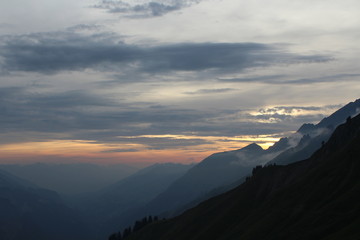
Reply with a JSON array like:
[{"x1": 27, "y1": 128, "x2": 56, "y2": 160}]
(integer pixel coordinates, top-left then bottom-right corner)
[{"x1": 108, "y1": 215, "x2": 160, "y2": 240}]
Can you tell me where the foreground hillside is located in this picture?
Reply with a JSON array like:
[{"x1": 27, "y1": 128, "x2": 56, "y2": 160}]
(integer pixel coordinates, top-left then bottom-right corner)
[
  {"x1": 138, "y1": 99, "x2": 360, "y2": 219},
  {"x1": 126, "y1": 114, "x2": 360, "y2": 240}
]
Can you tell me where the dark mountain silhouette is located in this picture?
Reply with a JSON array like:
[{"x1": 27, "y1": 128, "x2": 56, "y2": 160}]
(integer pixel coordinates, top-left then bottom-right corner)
[
  {"x1": 267, "y1": 98, "x2": 360, "y2": 165},
  {"x1": 71, "y1": 163, "x2": 192, "y2": 240},
  {"x1": 143, "y1": 142, "x2": 289, "y2": 218},
  {"x1": 134, "y1": 100, "x2": 360, "y2": 220},
  {"x1": 317, "y1": 98, "x2": 360, "y2": 128},
  {"x1": 91, "y1": 99, "x2": 360, "y2": 239},
  {"x1": 0, "y1": 169, "x2": 89, "y2": 240},
  {"x1": 96, "y1": 138, "x2": 293, "y2": 238},
  {"x1": 0, "y1": 163, "x2": 138, "y2": 195},
  {"x1": 125, "y1": 113, "x2": 360, "y2": 240}
]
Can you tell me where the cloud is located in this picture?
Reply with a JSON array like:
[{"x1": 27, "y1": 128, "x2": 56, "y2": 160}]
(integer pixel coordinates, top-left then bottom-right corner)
[
  {"x1": 0, "y1": 31, "x2": 332, "y2": 76},
  {"x1": 218, "y1": 75, "x2": 286, "y2": 83},
  {"x1": 94, "y1": 0, "x2": 202, "y2": 18},
  {"x1": 113, "y1": 137, "x2": 213, "y2": 150},
  {"x1": 0, "y1": 86, "x2": 342, "y2": 149},
  {"x1": 256, "y1": 105, "x2": 343, "y2": 114},
  {"x1": 184, "y1": 88, "x2": 236, "y2": 95},
  {"x1": 140, "y1": 43, "x2": 330, "y2": 74},
  {"x1": 101, "y1": 148, "x2": 141, "y2": 153},
  {"x1": 219, "y1": 73, "x2": 360, "y2": 85},
  {"x1": 245, "y1": 105, "x2": 344, "y2": 130},
  {"x1": 0, "y1": 87, "x2": 118, "y2": 134},
  {"x1": 0, "y1": 31, "x2": 139, "y2": 74},
  {"x1": 0, "y1": 86, "x2": 212, "y2": 139},
  {"x1": 66, "y1": 24, "x2": 104, "y2": 32},
  {"x1": 283, "y1": 74, "x2": 360, "y2": 84}
]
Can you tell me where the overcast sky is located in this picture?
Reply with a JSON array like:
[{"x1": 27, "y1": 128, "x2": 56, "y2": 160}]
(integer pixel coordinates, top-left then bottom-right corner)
[{"x1": 0, "y1": 0, "x2": 359, "y2": 165}]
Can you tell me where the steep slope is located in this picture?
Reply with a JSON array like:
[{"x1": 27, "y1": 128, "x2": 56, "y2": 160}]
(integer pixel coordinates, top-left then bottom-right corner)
[
  {"x1": 127, "y1": 113, "x2": 360, "y2": 240},
  {"x1": 267, "y1": 128, "x2": 332, "y2": 165},
  {"x1": 0, "y1": 169, "x2": 88, "y2": 240},
  {"x1": 317, "y1": 98, "x2": 360, "y2": 128},
  {"x1": 267, "y1": 98, "x2": 360, "y2": 165},
  {"x1": 137, "y1": 100, "x2": 360, "y2": 219},
  {"x1": 143, "y1": 142, "x2": 288, "y2": 217}
]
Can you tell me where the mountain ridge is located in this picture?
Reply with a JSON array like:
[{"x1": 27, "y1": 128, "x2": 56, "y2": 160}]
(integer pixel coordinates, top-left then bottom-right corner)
[
  {"x1": 125, "y1": 112, "x2": 360, "y2": 240},
  {"x1": 142, "y1": 139, "x2": 284, "y2": 217},
  {"x1": 130, "y1": 99, "x2": 360, "y2": 221},
  {"x1": 267, "y1": 98, "x2": 360, "y2": 165}
]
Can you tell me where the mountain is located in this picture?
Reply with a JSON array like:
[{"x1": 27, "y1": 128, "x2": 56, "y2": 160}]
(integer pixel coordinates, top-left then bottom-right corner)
[
  {"x1": 317, "y1": 98, "x2": 360, "y2": 128},
  {"x1": 267, "y1": 98, "x2": 360, "y2": 165},
  {"x1": 0, "y1": 169, "x2": 88, "y2": 240},
  {"x1": 143, "y1": 142, "x2": 289, "y2": 217},
  {"x1": 71, "y1": 163, "x2": 193, "y2": 240},
  {"x1": 266, "y1": 128, "x2": 332, "y2": 165},
  {"x1": 0, "y1": 163, "x2": 138, "y2": 195},
  {"x1": 103, "y1": 99, "x2": 360, "y2": 237},
  {"x1": 126, "y1": 113, "x2": 360, "y2": 240}
]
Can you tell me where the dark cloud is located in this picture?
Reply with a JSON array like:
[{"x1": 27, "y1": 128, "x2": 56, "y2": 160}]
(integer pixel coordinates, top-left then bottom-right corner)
[
  {"x1": 0, "y1": 31, "x2": 139, "y2": 74},
  {"x1": 219, "y1": 73, "x2": 360, "y2": 85},
  {"x1": 0, "y1": 87, "x2": 119, "y2": 134},
  {"x1": 141, "y1": 43, "x2": 330, "y2": 74},
  {"x1": 94, "y1": 0, "x2": 201, "y2": 17},
  {"x1": 0, "y1": 86, "x2": 337, "y2": 148},
  {"x1": 218, "y1": 75, "x2": 286, "y2": 83},
  {"x1": 0, "y1": 86, "x2": 212, "y2": 137},
  {"x1": 28, "y1": 91, "x2": 118, "y2": 109},
  {"x1": 283, "y1": 74, "x2": 360, "y2": 84},
  {"x1": 101, "y1": 148, "x2": 141, "y2": 153},
  {"x1": 0, "y1": 31, "x2": 332, "y2": 76},
  {"x1": 66, "y1": 24, "x2": 104, "y2": 32}
]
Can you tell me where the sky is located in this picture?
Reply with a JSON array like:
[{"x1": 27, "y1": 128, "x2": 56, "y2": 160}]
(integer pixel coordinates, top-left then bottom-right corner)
[{"x1": 0, "y1": 0, "x2": 359, "y2": 166}]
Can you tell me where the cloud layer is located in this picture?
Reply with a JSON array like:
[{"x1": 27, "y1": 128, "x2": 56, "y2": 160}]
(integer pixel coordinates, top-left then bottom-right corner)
[
  {"x1": 94, "y1": 0, "x2": 201, "y2": 17},
  {"x1": 1, "y1": 0, "x2": 359, "y2": 164},
  {"x1": 0, "y1": 86, "x2": 340, "y2": 150},
  {"x1": 0, "y1": 31, "x2": 331, "y2": 76}
]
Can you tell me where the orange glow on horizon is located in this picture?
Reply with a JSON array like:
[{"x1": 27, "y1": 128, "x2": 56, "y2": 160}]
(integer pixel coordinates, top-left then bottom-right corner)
[{"x1": 0, "y1": 134, "x2": 281, "y2": 165}]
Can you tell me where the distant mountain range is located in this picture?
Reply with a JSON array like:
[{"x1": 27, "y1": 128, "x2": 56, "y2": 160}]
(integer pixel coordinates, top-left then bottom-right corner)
[
  {"x1": 71, "y1": 163, "x2": 193, "y2": 239},
  {"x1": 0, "y1": 169, "x2": 88, "y2": 240},
  {"x1": 123, "y1": 110, "x2": 360, "y2": 240},
  {"x1": 0, "y1": 163, "x2": 138, "y2": 195}
]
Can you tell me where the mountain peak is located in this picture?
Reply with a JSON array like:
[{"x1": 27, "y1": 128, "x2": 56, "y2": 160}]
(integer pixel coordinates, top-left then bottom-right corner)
[{"x1": 242, "y1": 143, "x2": 263, "y2": 152}]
